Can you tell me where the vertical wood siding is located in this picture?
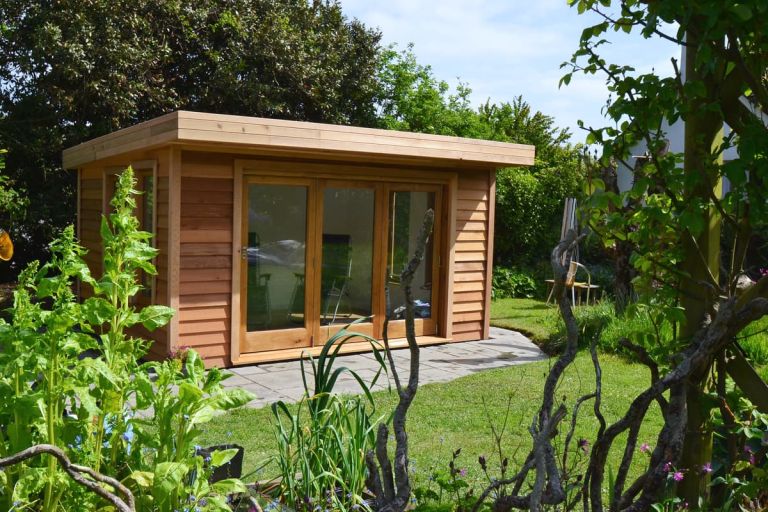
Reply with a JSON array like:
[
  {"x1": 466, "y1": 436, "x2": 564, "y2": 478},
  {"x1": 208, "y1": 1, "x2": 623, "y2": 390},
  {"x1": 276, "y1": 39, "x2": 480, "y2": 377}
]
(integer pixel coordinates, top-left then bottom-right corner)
[{"x1": 451, "y1": 172, "x2": 491, "y2": 341}]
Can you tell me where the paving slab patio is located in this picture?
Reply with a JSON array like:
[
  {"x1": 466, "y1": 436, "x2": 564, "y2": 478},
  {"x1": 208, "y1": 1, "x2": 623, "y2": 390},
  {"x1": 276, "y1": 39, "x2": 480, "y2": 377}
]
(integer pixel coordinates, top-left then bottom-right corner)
[{"x1": 225, "y1": 327, "x2": 547, "y2": 408}]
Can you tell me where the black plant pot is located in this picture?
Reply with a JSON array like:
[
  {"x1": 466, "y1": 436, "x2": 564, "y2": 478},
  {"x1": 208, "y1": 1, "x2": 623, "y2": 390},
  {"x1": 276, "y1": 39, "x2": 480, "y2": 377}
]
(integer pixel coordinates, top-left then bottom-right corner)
[{"x1": 197, "y1": 444, "x2": 245, "y2": 483}]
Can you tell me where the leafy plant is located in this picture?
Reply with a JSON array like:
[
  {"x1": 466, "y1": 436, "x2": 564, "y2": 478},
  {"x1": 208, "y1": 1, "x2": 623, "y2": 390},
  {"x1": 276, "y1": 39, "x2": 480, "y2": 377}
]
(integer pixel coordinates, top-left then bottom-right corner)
[
  {"x1": 271, "y1": 321, "x2": 387, "y2": 512},
  {"x1": 129, "y1": 350, "x2": 254, "y2": 511},
  {"x1": 414, "y1": 448, "x2": 474, "y2": 512},
  {"x1": 491, "y1": 266, "x2": 538, "y2": 300},
  {"x1": 0, "y1": 167, "x2": 254, "y2": 511}
]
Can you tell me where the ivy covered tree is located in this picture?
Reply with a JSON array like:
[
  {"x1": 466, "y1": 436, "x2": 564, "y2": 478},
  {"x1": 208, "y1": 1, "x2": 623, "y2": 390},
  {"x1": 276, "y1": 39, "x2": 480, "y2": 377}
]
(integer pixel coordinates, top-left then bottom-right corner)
[{"x1": 0, "y1": 0, "x2": 382, "y2": 279}]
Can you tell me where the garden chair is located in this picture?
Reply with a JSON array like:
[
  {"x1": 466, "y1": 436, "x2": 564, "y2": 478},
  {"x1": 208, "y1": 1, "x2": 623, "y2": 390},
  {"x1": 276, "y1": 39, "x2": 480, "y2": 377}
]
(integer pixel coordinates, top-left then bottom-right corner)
[{"x1": 545, "y1": 260, "x2": 600, "y2": 306}]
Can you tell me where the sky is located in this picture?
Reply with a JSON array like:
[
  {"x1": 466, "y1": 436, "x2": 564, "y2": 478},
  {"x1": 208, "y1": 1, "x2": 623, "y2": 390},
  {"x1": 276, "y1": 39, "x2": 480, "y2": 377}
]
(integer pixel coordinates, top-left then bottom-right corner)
[{"x1": 341, "y1": 0, "x2": 681, "y2": 144}]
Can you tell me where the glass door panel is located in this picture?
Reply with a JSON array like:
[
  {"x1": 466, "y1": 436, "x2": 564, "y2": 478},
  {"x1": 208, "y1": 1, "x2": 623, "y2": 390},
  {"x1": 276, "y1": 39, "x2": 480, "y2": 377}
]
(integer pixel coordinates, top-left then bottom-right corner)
[
  {"x1": 385, "y1": 188, "x2": 439, "y2": 338},
  {"x1": 319, "y1": 185, "x2": 376, "y2": 340},
  {"x1": 242, "y1": 181, "x2": 312, "y2": 352}
]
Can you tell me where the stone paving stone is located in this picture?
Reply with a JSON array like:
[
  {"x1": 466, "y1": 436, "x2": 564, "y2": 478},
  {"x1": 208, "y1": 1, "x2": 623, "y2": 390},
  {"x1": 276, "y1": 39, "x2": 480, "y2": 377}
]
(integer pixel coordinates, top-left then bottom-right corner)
[
  {"x1": 229, "y1": 365, "x2": 271, "y2": 378},
  {"x1": 222, "y1": 327, "x2": 546, "y2": 406},
  {"x1": 224, "y1": 374, "x2": 263, "y2": 387}
]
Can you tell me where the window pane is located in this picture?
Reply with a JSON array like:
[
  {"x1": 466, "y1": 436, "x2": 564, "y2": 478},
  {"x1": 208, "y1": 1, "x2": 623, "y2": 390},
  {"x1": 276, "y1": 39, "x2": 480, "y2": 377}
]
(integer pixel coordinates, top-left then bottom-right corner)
[
  {"x1": 388, "y1": 191, "x2": 435, "y2": 320},
  {"x1": 321, "y1": 187, "x2": 374, "y2": 325},
  {"x1": 246, "y1": 184, "x2": 307, "y2": 331}
]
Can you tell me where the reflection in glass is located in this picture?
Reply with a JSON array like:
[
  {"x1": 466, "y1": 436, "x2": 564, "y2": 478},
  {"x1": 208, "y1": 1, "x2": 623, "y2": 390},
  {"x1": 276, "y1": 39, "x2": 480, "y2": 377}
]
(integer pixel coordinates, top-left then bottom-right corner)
[
  {"x1": 321, "y1": 187, "x2": 374, "y2": 325},
  {"x1": 388, "y1": 191, "x2": 435, "y2": 319},
  {"x1": 246, "y1": 184, "x2": 307, "y2": 331}
]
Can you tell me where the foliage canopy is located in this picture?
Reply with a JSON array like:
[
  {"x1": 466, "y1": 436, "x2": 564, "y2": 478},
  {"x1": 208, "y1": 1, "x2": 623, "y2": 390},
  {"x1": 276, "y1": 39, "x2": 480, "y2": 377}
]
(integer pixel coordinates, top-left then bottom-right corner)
[{"x1": 0, "y1": 0, "x2": 382, "y2": 278}]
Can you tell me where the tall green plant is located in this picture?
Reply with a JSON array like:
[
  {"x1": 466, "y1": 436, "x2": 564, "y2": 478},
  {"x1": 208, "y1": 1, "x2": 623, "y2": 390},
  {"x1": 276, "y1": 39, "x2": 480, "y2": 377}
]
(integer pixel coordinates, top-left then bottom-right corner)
[
  {"x1": 0, "y1": 167, "x2": 254, "y2": 511},
  {"x1": 271, "y1": 320, "x2": 387, "y2": 512}
]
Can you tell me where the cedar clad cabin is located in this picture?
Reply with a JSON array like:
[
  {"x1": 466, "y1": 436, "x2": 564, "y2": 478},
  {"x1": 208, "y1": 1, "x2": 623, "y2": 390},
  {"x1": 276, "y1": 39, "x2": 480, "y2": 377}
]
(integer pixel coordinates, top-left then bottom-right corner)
[{"x1": 64, "y1": 111, "x2": 535, "y2": 367}]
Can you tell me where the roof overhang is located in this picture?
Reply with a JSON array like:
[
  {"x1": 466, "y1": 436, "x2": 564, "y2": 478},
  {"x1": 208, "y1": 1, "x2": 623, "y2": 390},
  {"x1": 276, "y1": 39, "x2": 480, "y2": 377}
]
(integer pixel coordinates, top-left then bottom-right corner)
[{"x1": 63, "y1": 110, "x2": 535, "y2": 170}]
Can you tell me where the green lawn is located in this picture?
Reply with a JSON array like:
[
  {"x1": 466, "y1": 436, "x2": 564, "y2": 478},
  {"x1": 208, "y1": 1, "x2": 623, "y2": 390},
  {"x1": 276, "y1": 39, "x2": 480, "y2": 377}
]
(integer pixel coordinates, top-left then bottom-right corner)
[
  {"x1": 489, "y1": 298, "x2": 561, "y2": 345},
  {"x1": 201, "y1": 352, "x2": 663, "y2": 491},
  {"x1": 202, "y1": 296, "x2": 765, "y2": 493}
]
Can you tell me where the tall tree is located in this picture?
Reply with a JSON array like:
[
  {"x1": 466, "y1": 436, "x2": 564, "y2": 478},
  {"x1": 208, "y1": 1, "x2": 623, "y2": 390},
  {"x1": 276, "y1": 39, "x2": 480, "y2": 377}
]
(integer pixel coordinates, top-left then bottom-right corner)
[
  {"x1": 561, "y1": 0, "x2": 768, "y2": 507},
  {"x1": 0, "y1": 0, "x2": 382, "y2": 279},
  {"x1": 377, "y1": 46, "x2": 583, "y2": 267}
]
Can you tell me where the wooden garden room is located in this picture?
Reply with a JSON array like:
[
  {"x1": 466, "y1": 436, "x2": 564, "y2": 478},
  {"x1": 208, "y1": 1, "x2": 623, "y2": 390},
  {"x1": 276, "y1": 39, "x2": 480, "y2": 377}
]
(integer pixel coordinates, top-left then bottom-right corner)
[{"x1": 63, "y1": 111, "x2": 535, "y2": 367}]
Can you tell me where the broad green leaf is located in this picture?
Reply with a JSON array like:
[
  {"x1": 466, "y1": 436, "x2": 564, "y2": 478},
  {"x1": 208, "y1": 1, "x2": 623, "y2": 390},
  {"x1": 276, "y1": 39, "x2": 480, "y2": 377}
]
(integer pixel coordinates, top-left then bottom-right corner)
[
  {"x1": 74, "y1": 386, "x2": 101, "y2": 417},
  {"x1": 137, "y1": 305, "x2": 174, "y2": 331},
  {"x1": 185, "y1": 349, "x2": 205, "y2": 383},
  {"x1": 82, "y1": 297, "x2": 116, "y2": 325},
  {"x1": 212, "y1": 388, "x2": 256, "y2": 410},
  {"x1": 127, "y1": 470, "x2": 154, "y2": 488},
  {"x1": 189, "y1": 405, "x2": 216, "y2": 424},
  {"x1": 209, "y1": 448, "x2": 239, "y2": 468},
  {"x1": 211, "y1": 478, "x2": 247, "y2": 495},
  {"x1": 152, "y1": 462, "x2": 188, "y2": 505},
  {"x1": 100, "y1": 215, "x2": 113, "y2": 243},
  {"x1": 178, "y1": 381, "x2": 204, "y2": 403}
]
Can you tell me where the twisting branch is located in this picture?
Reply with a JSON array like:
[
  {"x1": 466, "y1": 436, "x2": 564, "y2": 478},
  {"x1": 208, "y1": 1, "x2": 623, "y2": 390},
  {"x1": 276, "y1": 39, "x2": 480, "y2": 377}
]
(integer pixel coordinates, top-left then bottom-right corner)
[
  {"x1": 366, "y1": 209, "x2": 434, "y2": 512},
  {"x1": 475, "y1": 230, "x2": 585, "y2": 512},
  {"x1": 619, "y1": 338, "x2": 669, "y2": 414},
  {"x1": 583, "y1": 294, "x2": 768, "y2": 511},
  {"x1": 0, "y1": 444, "x2": 135, "y2": 512}
]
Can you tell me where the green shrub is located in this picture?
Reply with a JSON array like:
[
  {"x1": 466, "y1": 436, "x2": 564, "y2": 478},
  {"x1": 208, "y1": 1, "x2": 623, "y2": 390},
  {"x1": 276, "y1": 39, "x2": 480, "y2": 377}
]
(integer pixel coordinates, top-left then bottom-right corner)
[
  {"x1": 491, "y1": 266, "x2": 538, "y2": 299},
  {"x1": 494, "y1": 162, "x2": 583, "y2": 268}
]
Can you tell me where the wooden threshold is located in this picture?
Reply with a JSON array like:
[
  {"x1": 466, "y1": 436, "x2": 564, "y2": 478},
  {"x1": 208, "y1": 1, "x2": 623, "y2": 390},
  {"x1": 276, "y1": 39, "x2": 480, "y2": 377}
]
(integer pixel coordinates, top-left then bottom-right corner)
[{"x1": 231, "y1": 335, "x2": 452, "y2": 366}]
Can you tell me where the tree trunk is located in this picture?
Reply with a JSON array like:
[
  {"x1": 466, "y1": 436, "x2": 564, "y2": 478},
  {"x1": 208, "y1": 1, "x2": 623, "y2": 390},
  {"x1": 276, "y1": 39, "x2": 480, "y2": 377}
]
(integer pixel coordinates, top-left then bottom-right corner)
[{"x1": 678, "y1": 27, "x2": 723, "y2": 504}]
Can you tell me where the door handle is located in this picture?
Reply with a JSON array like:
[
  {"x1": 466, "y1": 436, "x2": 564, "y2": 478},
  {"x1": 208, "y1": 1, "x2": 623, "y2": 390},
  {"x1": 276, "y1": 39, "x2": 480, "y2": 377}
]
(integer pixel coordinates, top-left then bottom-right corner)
[{"x1": 241, "y1": 246, "x2": 248, "y2": 260}]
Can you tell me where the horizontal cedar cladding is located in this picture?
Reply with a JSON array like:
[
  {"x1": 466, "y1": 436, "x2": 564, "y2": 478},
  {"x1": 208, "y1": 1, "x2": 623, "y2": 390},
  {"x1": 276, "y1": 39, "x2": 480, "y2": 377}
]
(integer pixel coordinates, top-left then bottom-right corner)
[
  {"x1": 177, "y1": 154, "x2": 234, "y2": 368},
  {"x1": 452, "y1": 172, "x2": 490, "y2": 341}
]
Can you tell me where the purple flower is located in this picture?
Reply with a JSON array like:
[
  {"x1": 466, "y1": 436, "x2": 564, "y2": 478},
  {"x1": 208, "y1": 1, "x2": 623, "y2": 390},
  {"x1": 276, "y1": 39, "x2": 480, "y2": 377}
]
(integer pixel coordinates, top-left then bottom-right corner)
[
  {"x1": 663, "y1": 461, "x2": 673, "y2": 473},
  {"x1": 578, "y1": 438, "x2": 590, "y2": 454},
  {"x1": 701, "y1": 462, "x2": 712, "y2": 474},
  {"x1": 459, "y1": 468, "x2": 467, "y2": 477},
  {"x1": 639, "y1": 442, "x2": 650, "y2": 454},
  {"x1": 744, "y1": 445, "x2": 756, "y2": 465},
  {"x1": 673, "y1": 471, "x2": 684, "y2": 482}
]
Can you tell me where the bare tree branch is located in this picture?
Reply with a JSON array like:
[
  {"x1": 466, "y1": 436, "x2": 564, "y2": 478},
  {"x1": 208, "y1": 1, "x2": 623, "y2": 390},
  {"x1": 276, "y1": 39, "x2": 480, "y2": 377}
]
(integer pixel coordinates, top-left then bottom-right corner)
[
  {"x1": 0, "y1": 444, "x2": 135, "y2": 512},
  {"x1": 366, "y1": 209, "x2": 434, "y2": 512}
]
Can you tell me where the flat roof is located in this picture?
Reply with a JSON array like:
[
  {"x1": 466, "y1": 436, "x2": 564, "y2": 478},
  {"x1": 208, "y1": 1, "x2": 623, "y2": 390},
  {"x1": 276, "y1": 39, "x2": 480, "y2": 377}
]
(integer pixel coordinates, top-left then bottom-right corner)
[{"x1": 63, "y1": 110, "x2": 535, "y2": 169}]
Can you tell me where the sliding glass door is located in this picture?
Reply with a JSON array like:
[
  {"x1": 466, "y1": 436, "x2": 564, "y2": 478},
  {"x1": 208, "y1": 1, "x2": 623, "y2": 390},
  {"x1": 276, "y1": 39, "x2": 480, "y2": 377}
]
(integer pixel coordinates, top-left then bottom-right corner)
[
  {"x1": 240, "y1": 178, "x2": 315, "y2": 353},
  {"x1": 240, "y1": 176, "x2": 441, "y2": 353},
  {"x1": 318, "y1": 183, "x2": 377, "y2": 340},
  {"x1": 382, "y1": 185, "x2": 441, "y2": 339}
]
